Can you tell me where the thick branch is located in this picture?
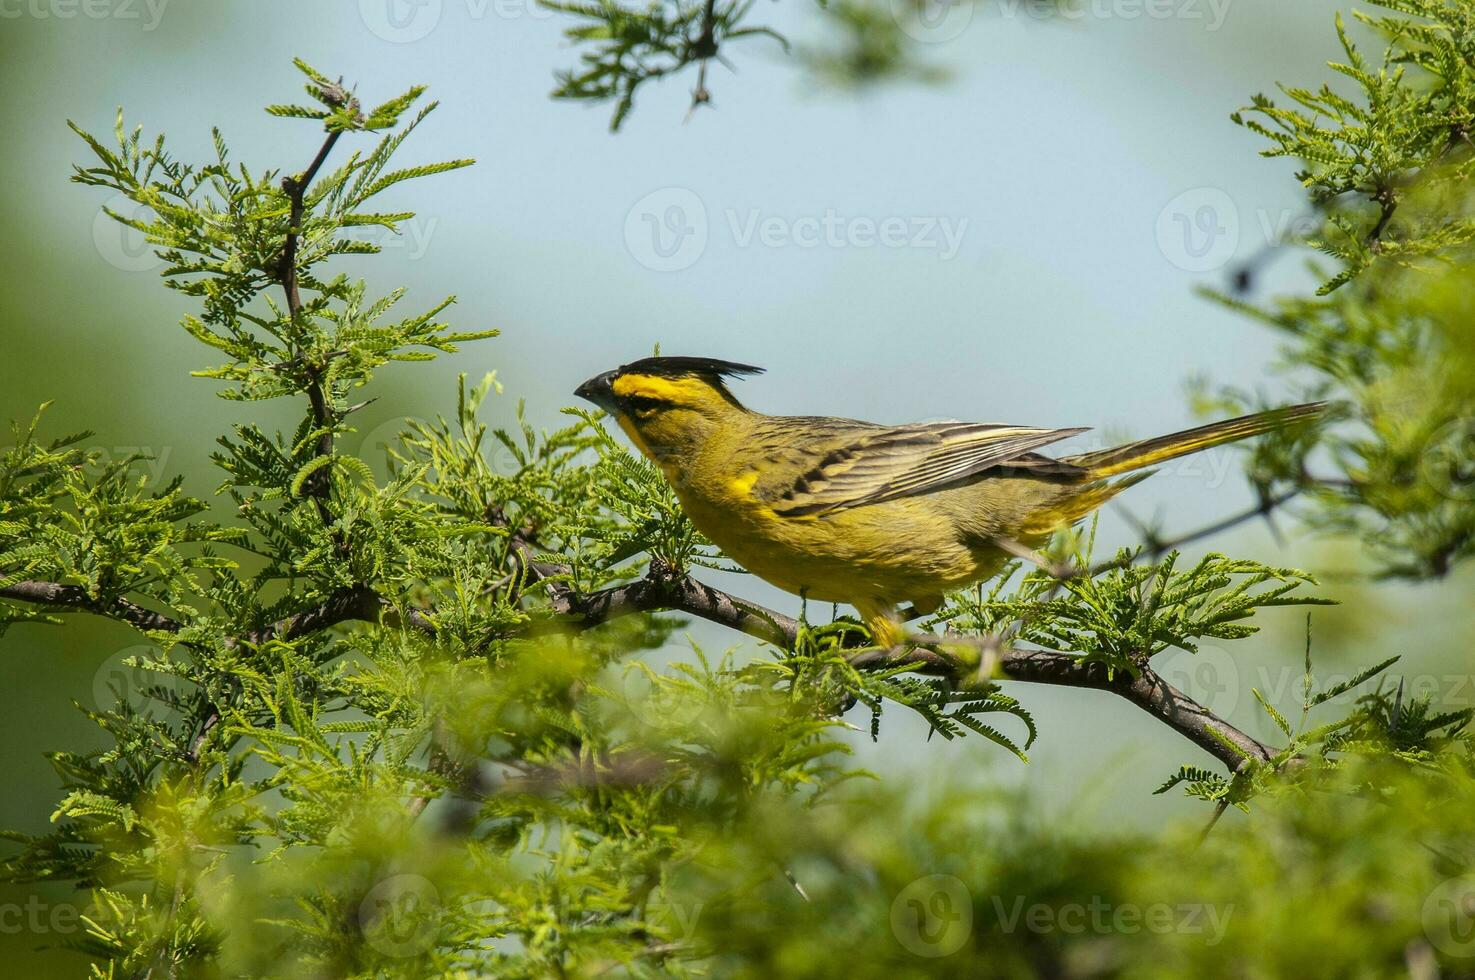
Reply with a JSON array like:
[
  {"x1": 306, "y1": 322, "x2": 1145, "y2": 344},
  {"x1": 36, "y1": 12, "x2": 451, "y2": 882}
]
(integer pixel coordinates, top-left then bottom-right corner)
[
  {"x1": 1, "y1": 571, "x2": 1271, "y2": 772},
  {"x1": 244, "y1": 583, "x2": 387, "y2": 644},
  {"x1": 519, "y1": 572, "x2": 1272, "y2": 771},
  {"x1": 992, "y1": 648, "x2": 1271, "y2": 769},
  {"x1": 0, "y1": 580, "x2": 183, "y2": 633},
  {"x1": 530, "y1": 572, "x2": 795, "y2": 648}
]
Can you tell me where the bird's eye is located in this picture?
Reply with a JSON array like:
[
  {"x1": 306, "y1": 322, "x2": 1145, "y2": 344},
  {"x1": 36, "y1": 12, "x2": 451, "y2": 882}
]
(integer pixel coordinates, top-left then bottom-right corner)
[{"x1": 627, "y1": 395, "x2": 665, "y2": 418}]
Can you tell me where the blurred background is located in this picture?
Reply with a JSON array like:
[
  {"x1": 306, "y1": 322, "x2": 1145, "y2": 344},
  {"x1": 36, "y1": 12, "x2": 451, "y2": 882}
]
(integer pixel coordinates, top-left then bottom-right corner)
[{"x1": 2, "y1": 0, "x2": 1470, "y2": 972}]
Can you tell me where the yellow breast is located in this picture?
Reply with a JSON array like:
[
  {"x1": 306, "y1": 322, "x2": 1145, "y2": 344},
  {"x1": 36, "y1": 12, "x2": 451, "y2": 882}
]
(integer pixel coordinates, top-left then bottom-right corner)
[{"x1": 671, "y1": 462, "x2": 983, "y2": 605}]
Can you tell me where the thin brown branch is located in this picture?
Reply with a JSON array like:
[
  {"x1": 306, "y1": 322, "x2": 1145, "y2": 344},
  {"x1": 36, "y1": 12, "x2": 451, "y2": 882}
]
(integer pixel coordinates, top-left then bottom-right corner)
[
  {"x1": 514, "y1": 570, "x2": 1272, "y2": 771},
  {"x1": 2, "y1": 562, "x2": 1272, "y2": 775},
  {"x1": 278, "y1": 123, "x2": 345, "y2": 514},
  {"x1": 1365, "y1": 186, "x2": 1399, "y2": 249},
  {"x1": 0, "y1": 577, "x2": 426, "y2": 647},
  {"x1": 185, "y1": 585, "x2": 432, "y2": 764},
  {"x1": 278, "y1": 136, "x2": 339, "y2": 320},
  {"x1": 0, "y1": 576, "x2": 428, "y2": 763},
  {"x1": 487, "y1": 506, "x2": 563, "y2": 599},
  {"x1": 998, "y1": 648, "x2": 1271, "y2": 768},
  {"x1": 530, "y1": 570, "x2": 795, "y2": 648},
  {"x1": 248, "y1": 566, "x2": 1271, "y2": 771},
  {"x1": 0, "y1": 580, "x2": 184, "y2": 633},
  {"x1": 1093, "y1": 486, "x2": 1303, "y2": 576},
  {"x1": 685, "y1": 0, "x2": 718, "y2": 119}
]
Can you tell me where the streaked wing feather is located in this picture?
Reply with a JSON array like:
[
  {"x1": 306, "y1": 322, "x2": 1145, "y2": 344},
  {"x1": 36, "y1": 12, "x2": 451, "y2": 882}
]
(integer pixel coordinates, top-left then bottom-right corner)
[{"x1": 767, "y1": 422, "x2": 1089, "y2": 516}]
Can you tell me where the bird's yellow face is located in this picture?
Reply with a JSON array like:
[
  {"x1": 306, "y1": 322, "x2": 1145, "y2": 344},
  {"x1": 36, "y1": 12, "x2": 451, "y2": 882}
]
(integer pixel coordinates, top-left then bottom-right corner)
[
  {"x1": 610, "y1": 373, "x2": 737, "y2": 454},
  {"x1": 574, "y1": 366, "x2": 748, "y2": 478}
]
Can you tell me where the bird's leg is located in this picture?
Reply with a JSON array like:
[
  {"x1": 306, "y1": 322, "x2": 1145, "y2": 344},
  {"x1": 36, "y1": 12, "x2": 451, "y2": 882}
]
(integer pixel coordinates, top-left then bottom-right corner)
[
  {"x1": 993, "y1": 536, "x2": 1074, "y2": 579},
  {"x1": 898, "y1": 595, "x2": 943, "y2": 622},
  {"x1": 992, "y1": 535, "x2": 1050, "y2": 568},
  {"x1": 866, "y1": 616, "x2": 906, "y2": 648},
  {"x1": 854, "y1": 599, "x2": 906, "y2": 648}
]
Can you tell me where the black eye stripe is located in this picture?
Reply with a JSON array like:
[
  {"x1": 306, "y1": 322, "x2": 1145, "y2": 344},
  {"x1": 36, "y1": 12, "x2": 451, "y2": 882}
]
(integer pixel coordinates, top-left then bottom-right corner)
[{"x1": 623, "y1": 394, "x2": 670, "y2": 412}]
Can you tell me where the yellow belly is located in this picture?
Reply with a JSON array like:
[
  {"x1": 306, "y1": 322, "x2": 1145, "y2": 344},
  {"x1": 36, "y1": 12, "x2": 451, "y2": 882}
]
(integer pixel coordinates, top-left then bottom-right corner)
[{"x1": 674, "y1": 480, "x2": 997, "y2": 608}]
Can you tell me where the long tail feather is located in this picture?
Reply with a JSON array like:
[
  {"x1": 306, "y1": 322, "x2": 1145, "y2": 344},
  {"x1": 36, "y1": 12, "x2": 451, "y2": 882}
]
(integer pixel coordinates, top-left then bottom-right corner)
[{"x1": 1064, "y1": 402, "x2": 1325, "y2": 480}]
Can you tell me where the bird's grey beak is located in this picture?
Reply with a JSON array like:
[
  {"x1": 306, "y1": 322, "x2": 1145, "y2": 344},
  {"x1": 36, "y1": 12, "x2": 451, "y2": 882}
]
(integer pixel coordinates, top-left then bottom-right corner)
[{"x1": 574, "y1": 370, "x2": 620, "y2": 414}]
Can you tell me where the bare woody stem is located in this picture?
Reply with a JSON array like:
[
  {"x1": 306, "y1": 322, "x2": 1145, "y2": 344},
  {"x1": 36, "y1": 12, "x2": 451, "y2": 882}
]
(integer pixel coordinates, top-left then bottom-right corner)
[
  {"x1": 0, "y1": 565, "x2": 1273, "y2": 772},
  {"x1": 177, "y1": 123, "x2": 359, "y2": 761},
  {"x1": 279, "y1": 125, "x2": 344, "y2": 512},
  {"x1": 1091, "y1": 486, "x2": 1304, "y2": 577},
  {"x1": 526, "y1": 571, "x2": 1274, "y2": 770},
  {"x1": 0, "y1": 580, "x2": 182, "y2": 633},
  {"x1": 1, "y1": 439, "x2": 1285, "y2": 780}
]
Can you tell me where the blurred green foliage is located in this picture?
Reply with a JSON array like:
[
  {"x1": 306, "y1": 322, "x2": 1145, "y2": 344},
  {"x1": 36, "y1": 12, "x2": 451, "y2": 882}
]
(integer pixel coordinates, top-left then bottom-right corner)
[{"x1": 1203, "y1": 0, "x2": 1475, "y2": 577}]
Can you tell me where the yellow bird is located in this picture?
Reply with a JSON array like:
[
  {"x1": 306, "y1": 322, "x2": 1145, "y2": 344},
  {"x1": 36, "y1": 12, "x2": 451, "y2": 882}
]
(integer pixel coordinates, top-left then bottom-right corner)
[{"x1": 575, "y1": 357, "x2": 1323, "y2": 646}]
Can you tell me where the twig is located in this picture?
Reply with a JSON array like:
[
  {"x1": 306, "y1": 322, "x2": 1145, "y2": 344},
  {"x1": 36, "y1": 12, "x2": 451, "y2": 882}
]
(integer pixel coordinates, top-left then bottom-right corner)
[
  {"x1": 1092, "y1": 487, "x2": 1303, "y2": 576},
  {"x1": 512, "y1": 571, "x2": 1273, "y2": 770},
  {"x1": 278, "y1": 118, "x2": 348, "y2": 517},
  {"x1": 0, "y1": 580, "x2": 184, "y2": 633},
  {"x1": 1, "y1": 569, "x2": 1271, "y2": 772},
  {"x1": 1197, "y1": 799, "x2": 1231, "y2": 847},
  {"x1": 686, "y1": 0, "x2": 718, "y2": 119},
  {"x1": 1365, "y1": 184, "x2": 1398, "y2": 250}
]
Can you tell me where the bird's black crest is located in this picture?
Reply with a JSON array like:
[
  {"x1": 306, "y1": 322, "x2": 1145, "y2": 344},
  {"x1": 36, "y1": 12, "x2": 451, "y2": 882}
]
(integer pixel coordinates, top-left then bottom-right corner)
[{"x1": 617, "y1": 356, "x2": 765, "y2": 381}]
